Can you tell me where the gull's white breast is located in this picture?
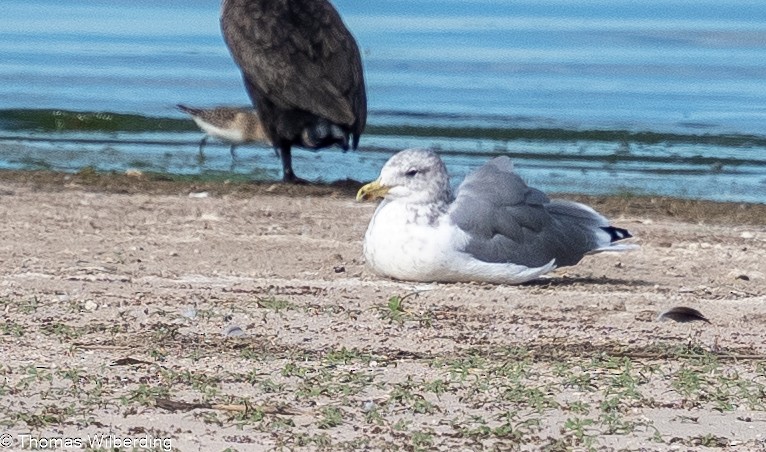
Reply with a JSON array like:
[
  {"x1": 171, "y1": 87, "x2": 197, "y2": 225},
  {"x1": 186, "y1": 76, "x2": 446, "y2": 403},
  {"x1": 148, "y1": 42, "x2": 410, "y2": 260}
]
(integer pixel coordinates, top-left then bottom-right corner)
[{"x1": 364, "y1": 201, "x2": 465, "y2": 282}]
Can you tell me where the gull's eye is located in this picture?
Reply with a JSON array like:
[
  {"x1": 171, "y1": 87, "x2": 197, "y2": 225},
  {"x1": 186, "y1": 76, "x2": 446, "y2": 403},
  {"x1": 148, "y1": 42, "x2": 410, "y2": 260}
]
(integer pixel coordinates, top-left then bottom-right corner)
[{"x1": 404, "y1": 169, "x2": 419, "y2": 177}]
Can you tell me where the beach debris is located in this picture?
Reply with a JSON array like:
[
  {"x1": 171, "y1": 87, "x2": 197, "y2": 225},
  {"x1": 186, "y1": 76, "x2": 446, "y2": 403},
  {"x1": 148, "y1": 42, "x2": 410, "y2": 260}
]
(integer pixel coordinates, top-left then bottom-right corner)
[
  {"x1": 181, "y1": 306, "x2": 197, "y2": 320},
  {"x1": 224, "y1": 325, "x2": 245, "y2": 337},
  {"x1": 362, "y1": 400, "x2": 376, "y2": 412},
  {"x1": 188, "y1": 191, "x2": 209, "y2": 198},
  {"x1": 156, "y1": 398, "x2": 302, "y2": 415},
  {"x1": 657, "y1": 306, "x2": 711, "y2": 324},
  {"x1": 111, "y1": 357, "x2": 155, "y2": 367}
]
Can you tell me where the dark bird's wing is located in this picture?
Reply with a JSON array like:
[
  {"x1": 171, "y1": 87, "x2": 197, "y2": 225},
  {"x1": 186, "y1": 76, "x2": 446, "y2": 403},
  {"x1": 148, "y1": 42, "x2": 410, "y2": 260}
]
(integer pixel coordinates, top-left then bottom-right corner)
[
  {"x1": 221, "y1": 0, "x2": 366, "y2": 133},
  {"x1": 449, "y1": 156, "x2": 622, "y2": 268}
]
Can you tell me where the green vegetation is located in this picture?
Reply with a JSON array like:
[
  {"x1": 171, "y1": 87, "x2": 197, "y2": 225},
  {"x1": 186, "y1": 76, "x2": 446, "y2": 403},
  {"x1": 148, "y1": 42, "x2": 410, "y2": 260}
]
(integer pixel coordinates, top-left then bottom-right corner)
[{"x1": 1, "y1": 289, "x2": 764, "y2": 450}]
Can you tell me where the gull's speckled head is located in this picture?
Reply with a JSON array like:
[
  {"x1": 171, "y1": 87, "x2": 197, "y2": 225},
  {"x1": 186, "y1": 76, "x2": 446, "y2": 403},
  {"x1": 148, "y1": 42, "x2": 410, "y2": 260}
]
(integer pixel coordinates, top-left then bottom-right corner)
[{"x1": 357, "y1": 149, "x2": 451, "y2": 203}]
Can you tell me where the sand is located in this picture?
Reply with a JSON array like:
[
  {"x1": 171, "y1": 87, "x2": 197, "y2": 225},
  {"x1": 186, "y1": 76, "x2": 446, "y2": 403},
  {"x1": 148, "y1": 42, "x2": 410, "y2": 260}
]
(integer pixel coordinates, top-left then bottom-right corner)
[{"x1": 0, "y1": 171, "x2": 764, "y2": 451}]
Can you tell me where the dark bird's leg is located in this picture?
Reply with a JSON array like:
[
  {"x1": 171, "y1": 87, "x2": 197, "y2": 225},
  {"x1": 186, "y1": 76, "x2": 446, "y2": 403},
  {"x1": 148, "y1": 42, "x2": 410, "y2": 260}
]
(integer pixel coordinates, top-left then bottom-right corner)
[
  {"x1": 229, "y1": 144, "x2": 238, "y2": 160},
  {"x1": 278, "y1": 142, "x2": 306, "y2": 184}
]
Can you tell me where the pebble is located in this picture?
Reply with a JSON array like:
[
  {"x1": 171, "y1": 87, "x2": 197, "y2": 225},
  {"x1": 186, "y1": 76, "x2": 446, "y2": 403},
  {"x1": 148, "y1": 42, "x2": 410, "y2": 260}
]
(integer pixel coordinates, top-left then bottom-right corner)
[
  {"x1": 224, "y1": 325, "x2": 245, "y2": 337},
  {"x1": 181, "y1": 307, "x2": 197, "y2": 320},
  {"x1": 362, "y1": 400, "x2": 376, "y2": 412}
]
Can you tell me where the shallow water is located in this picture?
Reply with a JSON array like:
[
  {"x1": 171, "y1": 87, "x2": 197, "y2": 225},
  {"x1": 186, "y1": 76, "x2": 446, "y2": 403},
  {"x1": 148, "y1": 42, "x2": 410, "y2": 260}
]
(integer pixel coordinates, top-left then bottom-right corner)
[{"x1": 1, "y1": 0, "x2": 765, "y2": 202}]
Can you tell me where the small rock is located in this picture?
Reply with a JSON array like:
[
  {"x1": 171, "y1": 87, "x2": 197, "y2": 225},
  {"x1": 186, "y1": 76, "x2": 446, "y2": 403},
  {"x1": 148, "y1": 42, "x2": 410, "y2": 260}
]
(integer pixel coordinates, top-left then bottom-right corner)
[
  {"x1": 125, "y1": 169, "x2": 143, "y2": 178},
  {"x1": 224, "y1": 325, "x2": 245, "y2": 337},
  {"x1": 333, "y1": 266, "x2": 346, "y2": 273},
  {"x1": 362, "y1": 400, "x2": 376, "y2": 412},
  {"x1": 181, "y1": 307, "x2": 197, "y2": 320},
  {"x1": 84, "y1": 300, "x2": 98, "y2": 311},
  {"x1": 188, "y1": 191, "x2": 209, "y2": 198}
]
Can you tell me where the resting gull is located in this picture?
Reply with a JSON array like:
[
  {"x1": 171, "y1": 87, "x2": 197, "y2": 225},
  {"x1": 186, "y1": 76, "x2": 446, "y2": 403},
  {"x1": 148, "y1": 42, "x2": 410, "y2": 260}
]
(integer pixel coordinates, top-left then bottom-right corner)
[{"x1": 356, "y1": 149, "x2": 637, "y2": 284}]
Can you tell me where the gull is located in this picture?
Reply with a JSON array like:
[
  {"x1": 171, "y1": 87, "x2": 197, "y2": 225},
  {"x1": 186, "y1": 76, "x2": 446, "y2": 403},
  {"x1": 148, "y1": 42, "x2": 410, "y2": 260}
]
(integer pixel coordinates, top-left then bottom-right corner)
[
  {"x1": 177, "y1": 104, "x2": 269, "y2": 159},
  {"x1": 356, "y1": 149, "x2": 637, "y2": 284}
]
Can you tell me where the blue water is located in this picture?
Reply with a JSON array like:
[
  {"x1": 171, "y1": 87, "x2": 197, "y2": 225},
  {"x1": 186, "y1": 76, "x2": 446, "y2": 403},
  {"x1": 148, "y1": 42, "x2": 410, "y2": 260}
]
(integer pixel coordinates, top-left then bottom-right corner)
[{"x1": 2, "y1": 0, "x2": 766, "y2": 202}]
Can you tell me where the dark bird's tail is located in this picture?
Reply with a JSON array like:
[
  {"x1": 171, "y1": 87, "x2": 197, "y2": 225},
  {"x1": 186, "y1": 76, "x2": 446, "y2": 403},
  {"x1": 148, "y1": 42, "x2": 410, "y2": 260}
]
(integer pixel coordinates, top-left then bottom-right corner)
[
  {"x1": 352, "y1": 131, "x2": 361, "y2": 151},
  {"x1": 300, "y1": 120, "x2": 350, "y2": 151}
]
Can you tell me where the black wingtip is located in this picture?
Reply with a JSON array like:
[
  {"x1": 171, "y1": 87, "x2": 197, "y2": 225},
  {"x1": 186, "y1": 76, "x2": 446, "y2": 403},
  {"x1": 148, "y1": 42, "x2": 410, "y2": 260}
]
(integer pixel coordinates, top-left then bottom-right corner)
[
  {"x1": 601, "y1": 226, "x2": 632, "y2": 242},
  {"x1": 658, "y1": 306, "x2": 711, "y2": 324},
  {"x1": 176, "y1": 104, "x2": 191, "y2": 113}
]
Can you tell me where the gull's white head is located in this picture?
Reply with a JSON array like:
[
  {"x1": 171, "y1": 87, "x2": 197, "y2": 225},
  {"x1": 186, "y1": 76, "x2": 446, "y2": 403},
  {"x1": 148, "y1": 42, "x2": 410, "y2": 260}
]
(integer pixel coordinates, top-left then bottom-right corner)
[{"x1": 357, "y1": 149, "x2": 451, "y2": 204}]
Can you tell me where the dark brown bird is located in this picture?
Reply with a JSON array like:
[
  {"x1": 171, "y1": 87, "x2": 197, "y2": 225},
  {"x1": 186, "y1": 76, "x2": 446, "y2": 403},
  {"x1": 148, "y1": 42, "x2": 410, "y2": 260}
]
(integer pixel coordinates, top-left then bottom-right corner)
[{"x1": 221, "y1": 0, "x2": 367, "y2": 182}]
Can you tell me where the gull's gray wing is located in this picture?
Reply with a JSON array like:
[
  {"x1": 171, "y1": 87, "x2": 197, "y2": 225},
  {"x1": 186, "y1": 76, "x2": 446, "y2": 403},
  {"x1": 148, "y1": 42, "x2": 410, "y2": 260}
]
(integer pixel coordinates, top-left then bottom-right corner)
[{"x1": 449, "y1": 156, "x2": 613, "y2": 268}]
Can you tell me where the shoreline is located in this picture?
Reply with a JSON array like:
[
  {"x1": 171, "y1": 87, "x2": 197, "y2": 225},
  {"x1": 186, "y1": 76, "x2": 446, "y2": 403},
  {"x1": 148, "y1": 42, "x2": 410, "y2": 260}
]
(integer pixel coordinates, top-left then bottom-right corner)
[{"x1": 1, "y1": 167, "x2": 764, "y2": 226}]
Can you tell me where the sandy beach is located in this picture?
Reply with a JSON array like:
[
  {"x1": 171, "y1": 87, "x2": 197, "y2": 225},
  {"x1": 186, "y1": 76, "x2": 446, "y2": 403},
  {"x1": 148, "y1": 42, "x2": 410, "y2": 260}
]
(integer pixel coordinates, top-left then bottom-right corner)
[{"x1": 0, "y1": 170, "x2": 764, "y2": 451}]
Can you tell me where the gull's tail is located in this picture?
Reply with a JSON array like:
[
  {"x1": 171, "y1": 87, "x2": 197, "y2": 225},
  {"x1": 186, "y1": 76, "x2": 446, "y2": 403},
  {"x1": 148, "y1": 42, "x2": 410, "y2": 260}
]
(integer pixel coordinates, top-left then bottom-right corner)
[{"x1": 547, "y1": 200, "x2": 639, "y2": 262}]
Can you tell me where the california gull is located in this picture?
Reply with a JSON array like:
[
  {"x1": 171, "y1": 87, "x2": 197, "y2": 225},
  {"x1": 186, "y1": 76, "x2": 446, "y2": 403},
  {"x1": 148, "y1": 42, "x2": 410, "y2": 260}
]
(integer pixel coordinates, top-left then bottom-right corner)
[{"x1": 356, "y1": 148, "x2": 637, "y2": 284}]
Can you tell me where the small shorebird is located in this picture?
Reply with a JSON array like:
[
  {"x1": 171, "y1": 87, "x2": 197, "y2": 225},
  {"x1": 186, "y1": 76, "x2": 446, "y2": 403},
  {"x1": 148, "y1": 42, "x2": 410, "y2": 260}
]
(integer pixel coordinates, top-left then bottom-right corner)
[
  {"x1": 221, "y1": 0, "x2": 367, "y2": 182},
  {"x1": 177, "y1": 104, "x2": 270, "y2": 159}
]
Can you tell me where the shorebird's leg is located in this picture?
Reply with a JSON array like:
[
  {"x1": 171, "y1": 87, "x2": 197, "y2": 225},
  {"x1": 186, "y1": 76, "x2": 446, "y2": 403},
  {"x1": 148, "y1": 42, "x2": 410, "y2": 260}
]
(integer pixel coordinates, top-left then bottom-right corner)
[
  {"x1": 229, "y1": 144, "x2": 238, "y2": 160},
  {"x1": 196, "y1": 136, "x2": 208, "y2": 164}
]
